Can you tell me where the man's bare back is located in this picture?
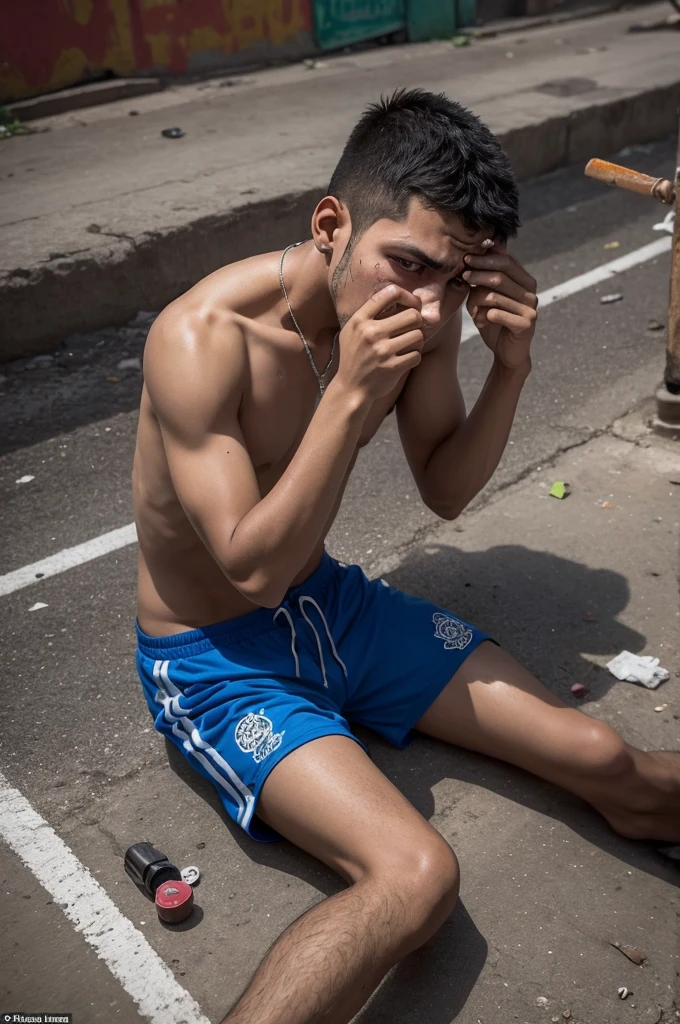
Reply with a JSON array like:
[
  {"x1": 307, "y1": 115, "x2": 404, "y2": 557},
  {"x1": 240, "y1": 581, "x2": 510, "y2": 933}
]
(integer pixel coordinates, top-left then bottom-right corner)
[{"x1": 134, "y1": 246, "x2": 414, "y2": 636}]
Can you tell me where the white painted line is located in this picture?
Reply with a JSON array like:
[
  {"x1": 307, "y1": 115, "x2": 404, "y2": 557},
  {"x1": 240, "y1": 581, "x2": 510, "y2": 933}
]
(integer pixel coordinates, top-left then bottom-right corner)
[
  {"x1": 0, "y1": 234, "x2": 673, "y2": 596},
  {"x1": 0, "y1": 769, "x2": 211, "y2": 1024},
  {"x1": 462, "y1": 234, "x2": 672, "y2": 341},
  {"x1": 0, "y1": 522, "x2": 137, "y2": 596}
]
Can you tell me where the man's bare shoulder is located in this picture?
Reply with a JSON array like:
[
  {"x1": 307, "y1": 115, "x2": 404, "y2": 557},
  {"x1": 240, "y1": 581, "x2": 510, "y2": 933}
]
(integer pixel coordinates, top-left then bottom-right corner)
[
  {"x1": 158, "y1": 249, "x2": 281, "y2": 333},
  {"x1": 144, "y1": 250, "x2": 282, "y2": 407}
]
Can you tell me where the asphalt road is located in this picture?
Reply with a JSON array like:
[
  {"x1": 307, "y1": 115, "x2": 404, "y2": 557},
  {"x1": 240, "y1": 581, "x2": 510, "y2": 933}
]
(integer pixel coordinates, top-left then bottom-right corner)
[{"x1": 0, "y1": 136, "x2": 677, "y2": 1023}]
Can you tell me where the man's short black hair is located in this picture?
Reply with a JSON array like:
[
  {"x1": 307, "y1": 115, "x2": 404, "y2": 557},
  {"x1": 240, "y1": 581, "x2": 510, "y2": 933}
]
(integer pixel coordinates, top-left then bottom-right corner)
[{"x1": 328, "y1": 88, "x2": 520, "y2": 243}]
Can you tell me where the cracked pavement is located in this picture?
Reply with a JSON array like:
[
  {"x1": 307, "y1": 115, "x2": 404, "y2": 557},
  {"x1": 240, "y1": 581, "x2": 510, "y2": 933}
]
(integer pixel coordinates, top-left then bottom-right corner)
[{"x1": 1, "y1": 139, "x2": 679, "y2": 1022}]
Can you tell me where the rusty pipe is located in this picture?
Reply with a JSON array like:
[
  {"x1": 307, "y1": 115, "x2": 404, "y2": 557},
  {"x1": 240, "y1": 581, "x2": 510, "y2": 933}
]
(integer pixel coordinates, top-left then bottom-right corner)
[
  {"x1": 664, "y1": 151, "x2": 680, "y2": 395},
  {"x1": 585, "y1": 159, "x2": 675, "y2": 205}
]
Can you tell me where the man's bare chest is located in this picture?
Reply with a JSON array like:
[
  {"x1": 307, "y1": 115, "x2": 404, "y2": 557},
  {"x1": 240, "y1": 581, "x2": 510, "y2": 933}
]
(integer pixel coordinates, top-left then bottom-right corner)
[{"x1": 239, "y1": 368, "x2": 407, "y2": 487}]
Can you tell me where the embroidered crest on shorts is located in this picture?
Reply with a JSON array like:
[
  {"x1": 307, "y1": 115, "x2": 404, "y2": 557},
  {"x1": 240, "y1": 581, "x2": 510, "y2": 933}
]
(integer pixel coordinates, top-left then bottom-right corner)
[
  {"x1": 235, "y1": 709, "x2": 285, "y2": 764},
  {"x1": 432, "y1": 612, "x2": 473, "y2": 651}
]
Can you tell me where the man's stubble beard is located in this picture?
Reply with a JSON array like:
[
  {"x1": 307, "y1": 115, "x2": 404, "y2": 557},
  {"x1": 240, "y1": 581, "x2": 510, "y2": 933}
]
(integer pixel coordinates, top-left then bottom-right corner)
[{"x1": 330, "y1": 236, "x2": 356, "y2": 330}]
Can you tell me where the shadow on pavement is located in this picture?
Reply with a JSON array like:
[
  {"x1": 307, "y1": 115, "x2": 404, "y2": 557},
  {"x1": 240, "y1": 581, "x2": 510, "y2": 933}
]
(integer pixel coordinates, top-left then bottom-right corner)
[
  {"x1": 165, "y1": 541, "x2": 676, "y2": 1019},
  {"x1": 354, "y1": 901, "x2": 487, "y2": 1024},
  {"x1": 383, "y1": 541, "x2": 645, "y2": 706}
]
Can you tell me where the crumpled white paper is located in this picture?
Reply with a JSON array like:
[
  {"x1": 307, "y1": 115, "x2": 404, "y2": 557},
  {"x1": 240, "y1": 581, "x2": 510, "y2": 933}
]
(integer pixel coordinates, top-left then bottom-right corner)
[{"x1": 606, "y1": 650, "x2": 670, "y2": 689}]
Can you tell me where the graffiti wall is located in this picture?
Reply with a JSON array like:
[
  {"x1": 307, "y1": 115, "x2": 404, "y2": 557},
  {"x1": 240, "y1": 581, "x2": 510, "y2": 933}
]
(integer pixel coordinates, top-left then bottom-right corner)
[{"x1": 2, "y1": 0, "x2": 313, "y2": 102}]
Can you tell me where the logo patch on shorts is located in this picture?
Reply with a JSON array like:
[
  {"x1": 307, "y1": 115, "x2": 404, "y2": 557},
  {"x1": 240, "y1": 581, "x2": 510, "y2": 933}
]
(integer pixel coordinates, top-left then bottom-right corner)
[
  {"x1": 432, "y1": 613, "x2": 473, "y2": 651},
  {"x1": 235, "y1": 709, "x2": 285, "y2": 764}
]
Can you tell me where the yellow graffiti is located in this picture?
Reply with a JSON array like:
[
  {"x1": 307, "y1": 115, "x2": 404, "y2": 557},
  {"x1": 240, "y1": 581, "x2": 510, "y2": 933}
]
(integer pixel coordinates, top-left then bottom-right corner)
[
  {"x1": 3, "y1": 0, "x2": 310, "y2": 102},
  {"x1": 146, "y1": 32, "x2": 174, "y2": 67},
  {"x1": 46, "y1": 46, "x2": 93, "y2": 91},
  {"x1": 62, "y1": 0, "x2": 94, "y2": 26},
  {"x1": 186, "y1": 25, "x2": 229, "y2": 57},
  {"x1": 267, "y1": 0, "x2": 308, "y2": 45},
  {"x1": 220, "y1": 0, "x2": 307, "y2": 48},
  {"x1": 104, "y1": 0, "x2": 137, "y2": 75},
  {"x1": 167, "y1": 1, "x2": 309, "y2": 68},
  {"x1": 0, "y1": 68, "x2": 29, "y2": 102}
]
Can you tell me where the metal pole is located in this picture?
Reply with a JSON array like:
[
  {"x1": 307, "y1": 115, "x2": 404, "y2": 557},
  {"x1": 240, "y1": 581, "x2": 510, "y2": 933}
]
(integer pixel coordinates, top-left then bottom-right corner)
[{"x1": 654, "y1": 122, "x2": 680, "y2": 435}]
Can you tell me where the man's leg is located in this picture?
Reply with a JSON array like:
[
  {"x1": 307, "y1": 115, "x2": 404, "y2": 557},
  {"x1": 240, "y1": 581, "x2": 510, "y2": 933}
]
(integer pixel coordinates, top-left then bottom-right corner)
[
  {"x1": 222, "y1": 735, "x2": 459, "y2": 1024},
  {"x1": 416, "y1": 641, "x2": 680, "y2": 841}
]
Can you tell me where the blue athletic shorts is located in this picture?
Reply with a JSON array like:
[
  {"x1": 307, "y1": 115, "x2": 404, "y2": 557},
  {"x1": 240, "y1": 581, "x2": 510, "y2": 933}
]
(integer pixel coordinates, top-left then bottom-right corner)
[{"x1": 136, "y1": 553, "x2": 490, "y2": 841}]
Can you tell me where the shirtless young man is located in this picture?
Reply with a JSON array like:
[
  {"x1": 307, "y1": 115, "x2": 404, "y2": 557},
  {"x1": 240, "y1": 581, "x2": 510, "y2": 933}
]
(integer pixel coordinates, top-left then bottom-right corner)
[{"x1": 133, "y1": 89, "x2": 679, "y2": 1023}]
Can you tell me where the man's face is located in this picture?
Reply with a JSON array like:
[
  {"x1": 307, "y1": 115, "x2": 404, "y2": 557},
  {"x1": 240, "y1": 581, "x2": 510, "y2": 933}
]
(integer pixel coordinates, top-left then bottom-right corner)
[{"x1": 329, "y1": 197, "x2": 493, "y2": 347}]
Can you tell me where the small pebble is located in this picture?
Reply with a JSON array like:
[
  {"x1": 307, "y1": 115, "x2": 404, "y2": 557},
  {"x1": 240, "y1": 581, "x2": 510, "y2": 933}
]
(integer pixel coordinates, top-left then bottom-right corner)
[
  {"x1": 600, "y1": 293, "x2": 623, "y2": 304},
  {"x1": 618, "y1": 987, "x2": 630, "y2": 1000},
  {"x1": 647, "y1": 319, "x2": 664, "y2": 331},
  {"x1": 654, "y1": 704, "x2": 668, "y2": 712}
]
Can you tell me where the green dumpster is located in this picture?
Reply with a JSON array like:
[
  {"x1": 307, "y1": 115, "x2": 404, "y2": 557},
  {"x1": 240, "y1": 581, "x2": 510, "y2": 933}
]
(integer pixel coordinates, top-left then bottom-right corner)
[
  {"x1": 312, "y1": 0, "x2": 475, "y2": 51},
  {"x1": 312, "y1": 0, "x2": 406, "y2": 50}
]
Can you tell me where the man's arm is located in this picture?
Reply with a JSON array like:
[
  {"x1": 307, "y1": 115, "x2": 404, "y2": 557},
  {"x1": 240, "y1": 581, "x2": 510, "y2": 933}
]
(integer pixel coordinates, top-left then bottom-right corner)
[
  {"x1": 144, "y1": 284, "x2": 424, "y2": 607},
  {"x1": 397, "y1": 248, "x2": 537, "y2": 520}
]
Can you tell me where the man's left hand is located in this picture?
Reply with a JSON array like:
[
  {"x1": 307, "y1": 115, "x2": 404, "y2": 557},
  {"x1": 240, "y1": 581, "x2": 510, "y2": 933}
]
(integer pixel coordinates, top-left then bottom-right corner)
[{"x1": 462, "y1": 247, "x2": 538, "y2": 371}]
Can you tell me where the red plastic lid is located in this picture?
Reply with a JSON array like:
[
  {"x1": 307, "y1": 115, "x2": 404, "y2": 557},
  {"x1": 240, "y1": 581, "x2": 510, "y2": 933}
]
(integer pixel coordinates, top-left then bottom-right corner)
[{"x1": 155, "y1": 880, "x2": 194, "y2": 923}]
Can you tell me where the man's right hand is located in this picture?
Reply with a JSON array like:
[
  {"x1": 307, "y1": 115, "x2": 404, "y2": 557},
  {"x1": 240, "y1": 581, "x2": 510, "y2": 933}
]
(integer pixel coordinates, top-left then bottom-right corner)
[{"x1": 334, "y1": 285, "x2": 424, "y2": 401}]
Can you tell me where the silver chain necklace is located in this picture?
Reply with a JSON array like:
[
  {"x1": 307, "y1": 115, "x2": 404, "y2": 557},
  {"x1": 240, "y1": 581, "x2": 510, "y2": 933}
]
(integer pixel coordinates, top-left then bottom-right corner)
[{"x1": 279, "y1": 241, "x2": 337, "y2": 398}]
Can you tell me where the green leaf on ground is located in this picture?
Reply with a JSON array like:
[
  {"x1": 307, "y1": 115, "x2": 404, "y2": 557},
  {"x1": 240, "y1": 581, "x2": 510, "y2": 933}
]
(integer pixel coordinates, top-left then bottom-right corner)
[{"x1": 0, "y1": 106, "x2": 32, "y2": 139}]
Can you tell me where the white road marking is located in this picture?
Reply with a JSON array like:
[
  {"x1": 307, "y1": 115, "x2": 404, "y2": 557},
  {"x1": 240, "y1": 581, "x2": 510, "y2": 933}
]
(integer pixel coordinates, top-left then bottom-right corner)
[
  {"x1": 0, "y1": 769, "x2": 211, "y2": 1024},
  {"x1": 0, "y1": 234, "x2": 673, "y2": 597},
  {"x1": 461, "y1": 234, "x2": 672, "y2": 341},
  {"x1": 0, "y1": 522, "x2": 137, "y2": 596}
]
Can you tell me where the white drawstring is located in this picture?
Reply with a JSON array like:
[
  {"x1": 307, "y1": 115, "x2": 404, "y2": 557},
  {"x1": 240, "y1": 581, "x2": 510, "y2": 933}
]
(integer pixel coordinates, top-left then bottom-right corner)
[
  {"x1": 299, "y1": 596, "x2": 348, "y2": 680},
  {"x1": 273, "y1": 606, "x2": 300, "y2": 678},
  {"x1": 274, "y1": 595, "x2": 347, "y2": 689}
]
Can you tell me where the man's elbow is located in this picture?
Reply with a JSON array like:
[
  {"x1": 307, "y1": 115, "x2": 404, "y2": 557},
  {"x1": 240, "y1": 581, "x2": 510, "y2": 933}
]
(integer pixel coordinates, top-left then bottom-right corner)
[
  {"x1": 239, "y1": 576, "x2": 288, "y2": 609},
  {"x1": 222, "y1": 565, "x2": 288, "y2": 609}
]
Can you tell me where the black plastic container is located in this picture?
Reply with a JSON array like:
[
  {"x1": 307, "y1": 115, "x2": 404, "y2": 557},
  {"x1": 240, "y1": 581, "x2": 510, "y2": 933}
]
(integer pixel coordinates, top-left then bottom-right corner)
[{"x1": 124, "y1": 843, "x2": 182, "y2": 898}]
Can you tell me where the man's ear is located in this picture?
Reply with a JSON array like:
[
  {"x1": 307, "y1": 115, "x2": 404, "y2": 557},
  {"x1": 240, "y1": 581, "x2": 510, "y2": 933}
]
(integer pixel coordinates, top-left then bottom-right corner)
[{"x1": 311, "y1": 196, "x2": 351, "y2": 257}]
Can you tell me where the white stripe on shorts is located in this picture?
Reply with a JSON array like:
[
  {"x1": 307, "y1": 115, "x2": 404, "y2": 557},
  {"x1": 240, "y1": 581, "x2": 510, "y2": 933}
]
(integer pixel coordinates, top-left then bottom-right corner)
[{"x1": 153, "y1": 659, "x2": 256, "y2": 831}]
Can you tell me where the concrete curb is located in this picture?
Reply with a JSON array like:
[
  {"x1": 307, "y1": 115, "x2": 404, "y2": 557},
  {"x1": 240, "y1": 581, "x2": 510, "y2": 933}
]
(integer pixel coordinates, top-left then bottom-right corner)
[
  {"x1": 2, "y1": 79, "x2": 680, "y2": 362},
  {"x1": 10, "y1": 79, "x2": 164, "y2": 122}
]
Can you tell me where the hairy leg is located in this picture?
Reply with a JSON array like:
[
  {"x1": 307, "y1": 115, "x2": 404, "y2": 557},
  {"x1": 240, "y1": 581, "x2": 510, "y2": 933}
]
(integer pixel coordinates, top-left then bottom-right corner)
[
  {"x1": 222, "y1": 736, "x2": 459, "y2": 1024},
  {"x1": 416, "y1": 641, "x2": 680, "y2": 841}
]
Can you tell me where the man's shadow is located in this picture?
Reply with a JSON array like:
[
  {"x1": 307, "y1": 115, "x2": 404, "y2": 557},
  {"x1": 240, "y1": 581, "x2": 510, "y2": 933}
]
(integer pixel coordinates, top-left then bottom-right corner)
[{"x1": 167, "y1": 543, "x2": 678, "y2": 1022}]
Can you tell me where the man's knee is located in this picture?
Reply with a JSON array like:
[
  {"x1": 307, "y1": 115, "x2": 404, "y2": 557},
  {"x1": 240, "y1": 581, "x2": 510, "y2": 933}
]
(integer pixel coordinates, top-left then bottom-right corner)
[
  {"x1": 368, "y1": 834, "x2": 460, "y2": 937},
  {"x1": 574, "y1": 720, "x2": 632, "y2": 779}
]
